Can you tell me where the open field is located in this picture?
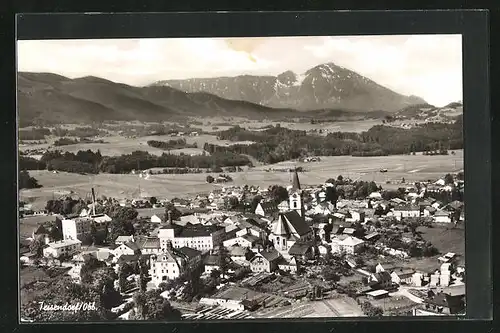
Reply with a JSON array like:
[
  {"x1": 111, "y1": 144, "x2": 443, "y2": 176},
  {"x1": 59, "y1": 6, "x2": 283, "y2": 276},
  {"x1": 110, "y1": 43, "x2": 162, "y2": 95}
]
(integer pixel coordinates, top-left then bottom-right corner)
[
  {"x1": 19, "y1": 215, "x2": 58, "y2": 239},
  {"x1": 418, "y1": 225, "x2": 465, "y2": 262},
  {"x1": 18, "y1": 119, "x2": 386, "y2": 157},
  {"x1": 189, "y1": 118, "x2": 384, "y2": 134},
  {"x1": 19, "y1": 132, "x2": 256, "y2": 157},
  {"x1": 20, "y1": 150, "x2": 464, "y2": 209}
]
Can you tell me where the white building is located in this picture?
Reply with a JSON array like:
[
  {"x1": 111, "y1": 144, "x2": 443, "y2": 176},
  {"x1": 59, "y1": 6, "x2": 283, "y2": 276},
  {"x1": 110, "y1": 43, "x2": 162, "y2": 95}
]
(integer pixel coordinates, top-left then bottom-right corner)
[
  {"x1": 43, "y1": 239, "x2": 82, "y2": 258},
  {"x1": 62, "y1": 217, "x2": 92, "y2": 241},
  {"x1": 434, "y1": 210, "x2": 452, "y2": 223},
  {"x1": 149, "y1": 242, "x2": 201, "y2": 287},
  {"x1": 338, "y1": 236, "x2": 365, "y2": 255},
  {"x1": 393, "y1": 205, "x2": 420, "y2": 221},
  {"x1": 158, "y1": 220, "x2": 225, "y2": 253}
]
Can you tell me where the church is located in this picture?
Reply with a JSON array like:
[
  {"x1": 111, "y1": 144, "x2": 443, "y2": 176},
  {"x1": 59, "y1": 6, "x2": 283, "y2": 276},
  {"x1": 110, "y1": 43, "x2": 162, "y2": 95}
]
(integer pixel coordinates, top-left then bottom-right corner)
[{"x1": 268, "y1": 169, "x2": 315, "y2": 259}]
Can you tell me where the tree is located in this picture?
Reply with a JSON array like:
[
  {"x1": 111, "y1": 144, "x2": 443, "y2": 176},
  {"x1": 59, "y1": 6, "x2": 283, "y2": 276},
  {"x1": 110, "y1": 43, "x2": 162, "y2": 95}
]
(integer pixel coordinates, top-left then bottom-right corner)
[
  {"x1": 269, "y1": 185, "x2": 289, "y2": 204},
  {"x1": 130, "y1": 290, "x2": 181, "y2": 320},
  {"x1": 225, "y1": 196, "x2": 239, "y2": 210},
  {"x1": 218, "y1": 246, "x2": 229, "y2": 276},
  {"x1": 19, "y1": 170, "x2": 42, "y2": 189},
  {"x1": 325, "y1": 186, "x2": 339, "y2": 205},
  {"x1": 361, "y1": 301, "x2": 383, "y2": 317},
  {"x1": 355, "y1": 257, "x2": 365, "y2": 267},
  {"x1": 29, "y1": 237, "x2": 45, "y2": 258},
  {"x1": 250, "y1": 195, "x2": 263, "y2": 212},
  {"x1": 80, "y1": 256, "x2": 107, "y2": 284},
  {"x1": 321, "y1": 266, "x2": 340, "y2": 282},
  {"x1": 206, "y1": 175, "x2": 215, "y2": 183},
  {"x1": 210, "y1": 268, "x2": 221, "y2": 280},
  {"x1": 164, "y1": 203, "x2": 182, "y2": 221},
  {"x1": 149, "y1": 197, "x2": 158, "y2": 205},
  {"x1": 108, "y1": 219, "x2": 135, "y2": 243},
  {"x1": 444, "y1": 173, "x2": 454, "y2": 185},
  {"x1": 21, "y1": 277, "x2": 106, "y2": 322}
]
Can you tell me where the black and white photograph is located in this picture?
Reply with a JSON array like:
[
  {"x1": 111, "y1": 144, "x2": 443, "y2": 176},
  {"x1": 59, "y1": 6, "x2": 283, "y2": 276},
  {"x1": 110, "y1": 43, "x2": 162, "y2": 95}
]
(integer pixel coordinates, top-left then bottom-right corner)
[{"x1": 17, "y1": 34, "x2": 466, "y2": 321}]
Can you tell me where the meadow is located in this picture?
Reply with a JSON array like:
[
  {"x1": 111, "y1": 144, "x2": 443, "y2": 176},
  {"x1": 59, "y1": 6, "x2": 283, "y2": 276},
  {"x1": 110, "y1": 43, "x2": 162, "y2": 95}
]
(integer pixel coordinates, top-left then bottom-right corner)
[{"x1": 20, "y1": 150, "x2": 463, "y2": 211}]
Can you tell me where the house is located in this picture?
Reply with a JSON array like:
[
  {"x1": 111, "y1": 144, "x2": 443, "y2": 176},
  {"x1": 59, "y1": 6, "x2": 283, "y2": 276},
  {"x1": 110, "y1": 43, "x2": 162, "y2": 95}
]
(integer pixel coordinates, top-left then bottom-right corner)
[
  {"x1": 137, "y1": 237, "x2": 162, "y2": 255},
  {"x1": 288, "y1": 241, "x2": 314, "y2": 260},
  {"x1": 338, "y1": 236, "x2": 365, "y2": 255},
  {"x1": 364, "y1": 232, "x2": 380, "y2": 242},
  {"x1": 317, "y1": 243, "x2": 331, "y2": 256},
  {"x1": 434, "y1": 210, "x2": 452, "y2": 223},
  {"x1": 390, "y1": 268, "x2": 415, "y2": 285},
  {"x1": 330, "y1": 235, "x2": 349, "y2": 254},
  {"x1": 393, "y1": 205, "x2": 420, "y2": 221},
  {"x1": 149, "y1": 241, "x2": 200, "y2": 286},
  {"x1": 412, "y1": 272, "x2": 424, "y2": 287},
  {"x1": 368, "y1": 192, "x2": 383, "y2": 200},
  {"x1": 254, "y1": 202, "x2": 278, "y2": 217},
  {"x1": 249, "y1": 248, "x2": 281, "y2": 273},
  {"x1": 268, "y1": 211, "x2": 314, "y2": 258},
  {"x1": 203, "y1": 254, "x2": 221, "y2": 274},
  {"x1": 313, "y1": 202, "x2": 335, "y2": 215},
  {"x1": 423, "y1": 206, "x2": 437, "y2": 217},
  {"x1": 343, "y1": 227, "x2": 356, "y2": 236},
  {"x1": 112, "y1": 242, "x2": 140, "y2": 258},
  {"x1": 176, "y1": 246, "x2": 203, "y2": 271},
  {"x1": 43, "y1": 239, "x2": 82, "y2": 259},
  {"x1": 223, "y1": 234, "x2": 259, "y2": 248},
  {"x1": 390, "y1": 198, "x2": 406, "y2": 205},
  {"x1": 422, "y1": 291, "x2": 465, "y2": 315},
  {"x1": 366, "y1": 289, "x2": 389, "y2": 300},
  {"x1": 368, "y1": 271, "x2": 392, "y2": 289},
  {"x1": 115, "y1": 235, "x2": 135, "y2": 245},
  {"x1": 346, "y1": 210, "x2": 365, "y2": 223},
  {"x1": 277, "y1": 256, "x2": 298, "y2": 273},
  {"x1": 228, "y1": 245, "x2": 250, "y2": 262},
  {"x1": 431, "y1": 201, "x2": 443, "y2": 209},
  {"x1": 151, "y1": 214, "x2": 164, "y2": 224},
  {"x1": 438, "y1": 252, "x2": 457, "y2": 263}
]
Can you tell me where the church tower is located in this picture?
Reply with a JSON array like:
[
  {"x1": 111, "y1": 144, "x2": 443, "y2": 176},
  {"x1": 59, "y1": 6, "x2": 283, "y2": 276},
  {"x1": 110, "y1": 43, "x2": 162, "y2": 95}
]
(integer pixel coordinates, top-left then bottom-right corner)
[{"x1": 289, "y1": 169, "x2": 304, "y2": 217}]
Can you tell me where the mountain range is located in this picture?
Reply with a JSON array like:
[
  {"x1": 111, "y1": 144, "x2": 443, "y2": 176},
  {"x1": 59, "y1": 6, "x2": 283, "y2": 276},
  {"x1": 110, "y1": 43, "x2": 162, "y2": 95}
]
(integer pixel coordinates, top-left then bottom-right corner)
[
  {"x1": 152, "y1": 62, "x2": 426, "y2": 112},
  {"x1": 18, "y1": 62, "x2": 427, "y2": 126}
]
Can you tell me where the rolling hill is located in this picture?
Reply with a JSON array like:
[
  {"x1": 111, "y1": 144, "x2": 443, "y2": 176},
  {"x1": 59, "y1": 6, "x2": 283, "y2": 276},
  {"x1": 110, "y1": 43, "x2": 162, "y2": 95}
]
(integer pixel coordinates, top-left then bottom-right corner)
[
  {"x1": 152, "y1": 62, "x2": 426, "y2": 112},
  {"x1": 17, "y1": 72, "x2": 389, "y2": 126},
  {"x1": 394, "y1": 102, "x2": 463, "y2": 122}
]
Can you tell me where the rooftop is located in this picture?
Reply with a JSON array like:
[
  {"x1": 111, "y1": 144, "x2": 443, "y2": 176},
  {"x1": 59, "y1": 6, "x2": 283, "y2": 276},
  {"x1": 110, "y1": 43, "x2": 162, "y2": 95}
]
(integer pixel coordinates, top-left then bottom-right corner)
[
  {"x1": 366, "y1": 289, "x2": 389, "y2": 297},
  {"x1": 46, "y1": 239, "x2": 82, "y2": 249}
]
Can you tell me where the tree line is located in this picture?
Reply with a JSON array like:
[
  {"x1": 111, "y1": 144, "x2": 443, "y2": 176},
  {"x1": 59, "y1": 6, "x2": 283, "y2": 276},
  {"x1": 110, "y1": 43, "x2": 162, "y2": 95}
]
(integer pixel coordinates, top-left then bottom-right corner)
[
  {"x1": 147, "y1": 138, "x2": 197, "y2": 150},
  {"x1": 20, "y1": 149, "x2": 251, "y2": 175},
  {"x1": 208, "y1": 119, "x2": 462, "y2": 163}
]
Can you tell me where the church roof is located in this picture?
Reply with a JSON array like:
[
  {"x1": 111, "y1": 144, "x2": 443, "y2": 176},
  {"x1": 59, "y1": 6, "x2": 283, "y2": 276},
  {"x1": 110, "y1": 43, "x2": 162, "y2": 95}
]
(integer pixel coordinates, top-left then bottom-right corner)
[
  {"x1": 271, "y1": 216, "x2": 291, "y2": 236},
  {"x1": 282, "y1": 211, "x2": 311, "y2": 236}
]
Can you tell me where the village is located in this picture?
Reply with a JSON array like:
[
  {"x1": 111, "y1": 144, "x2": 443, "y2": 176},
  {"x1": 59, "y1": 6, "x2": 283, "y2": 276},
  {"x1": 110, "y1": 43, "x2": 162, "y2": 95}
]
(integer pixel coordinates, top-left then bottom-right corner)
[{"x1": 19, "y1": 169, "x2": 466, "y2": 320}]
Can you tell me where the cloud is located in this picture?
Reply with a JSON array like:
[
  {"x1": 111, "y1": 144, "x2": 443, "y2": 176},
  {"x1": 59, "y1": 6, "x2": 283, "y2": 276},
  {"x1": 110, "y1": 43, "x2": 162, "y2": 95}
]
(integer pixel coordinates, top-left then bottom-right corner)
[{"x1": 17, "y1": 35, "x2": 462, "y2": 106}]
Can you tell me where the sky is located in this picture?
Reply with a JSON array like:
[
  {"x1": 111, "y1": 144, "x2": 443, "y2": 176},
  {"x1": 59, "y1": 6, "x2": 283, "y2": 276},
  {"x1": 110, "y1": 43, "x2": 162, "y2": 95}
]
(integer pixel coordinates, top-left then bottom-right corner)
[{"x1": 17, "y1": 35, "x2": 462, "y2": 107}]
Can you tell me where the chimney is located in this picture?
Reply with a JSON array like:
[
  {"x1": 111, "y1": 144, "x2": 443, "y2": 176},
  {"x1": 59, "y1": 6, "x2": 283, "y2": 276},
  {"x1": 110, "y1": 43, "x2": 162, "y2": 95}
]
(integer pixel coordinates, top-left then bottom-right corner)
[{"x1": 91, "y1": 188, "x2": 96, "y2": 216}]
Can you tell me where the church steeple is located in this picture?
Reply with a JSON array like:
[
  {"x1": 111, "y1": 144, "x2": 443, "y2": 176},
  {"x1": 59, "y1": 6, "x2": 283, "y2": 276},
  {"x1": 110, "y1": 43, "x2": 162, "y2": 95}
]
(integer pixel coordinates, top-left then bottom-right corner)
[
  {"x1": 291, "y1": 168, "x2": 301, "y2": 191},
  {"x1": 289, "y1": 169, "x2": 304, "y2": 217}
]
